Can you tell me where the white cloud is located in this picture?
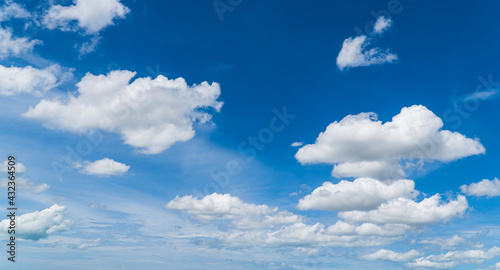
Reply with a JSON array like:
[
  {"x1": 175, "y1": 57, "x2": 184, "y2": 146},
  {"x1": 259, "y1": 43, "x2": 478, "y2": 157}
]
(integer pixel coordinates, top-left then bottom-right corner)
[
  {"x1": 0, "y1": 204, "x2": 72, "y2": 240},
  {"x1": 298, "y1": 178, "x2": 418, "y2": 211},
  {"x1": 167, "y1": 193, "x2": 411, "y2": 248},
  {"x1": 166, "y1": 193, "x2": 301, "y2": 229},
  {"x1": 373, "y1": 16, "x2": 393, "y2": 34},
  {"x1": 77, "y1": 238, "x2": 101, "y2": 249},
  {"x1": 295, "y1": 105, "x2": 485, "y2": 179},
  {"x1": 326, "y1": 220, "x2": 411, "y2": 237},
  {"x1": 0, "y1": 160, "x2": 26, "y2": 173},
  {"x1": 408, "y1": 247, "x2": 500, "y2": 269},
  {"x1": 407, "y1": 259, "x2": 458, "y2": 269},
  {"x1": 0, "y1": 64, "x2": 72, "y2": 96},
  {"x1": 23, "y1": 70, "x2": 223, "y2": 154},
  {"x1": 419, "y1": 235, "x2": 466, "y2": 250},
  {"x1": 77, "y1": 158, "x2": 130, "y2": 177},
  {"x1": 77, "y1": 35, "x2": 101, "y2": 56},
  {"x1": 42, "y1": 0, "x2": 130, "y2": 34},
  {"x1": 338, "y1": 194, "x2": 469, "y2": 225},
  {"x1": 0, "y1": 161, "x2": 48, "y2": 193},
  {"x1": 461, "y1": 178, "x2": 500, "y2": 198},
  {"x1": 463, "y1": 89, "x2": 498, "y2": 102},
  {"x1": 217, "y1": 222, "x2": 404, "y2": 248},
  {"x1": 361, "y1": 249, "x2": 421, "y2": 262},
  {"x1": 291, "y1": 142, "x2": 304, "y2": 147},
  {"x1": 336, "y1": 35, "x2": 397, "y2": 70},
  {"x1": 0, "y1": 177, "x2": 50, "y2": 193},
  {"x1": 0, "y1": 1, "x2": 30, "y2": 21},
  {"x1": 495, "y1": 262, "x2": 500, "y2": 269},
  {"x1": 0, "y1": 27, "x2": 41, "y2": 59}
]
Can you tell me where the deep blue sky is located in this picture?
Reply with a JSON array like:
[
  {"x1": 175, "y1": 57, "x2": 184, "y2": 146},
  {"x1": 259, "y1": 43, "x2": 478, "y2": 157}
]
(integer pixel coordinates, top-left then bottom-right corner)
[{"x1": 0, "y1": 0, "x2": 500, "y2": 269}]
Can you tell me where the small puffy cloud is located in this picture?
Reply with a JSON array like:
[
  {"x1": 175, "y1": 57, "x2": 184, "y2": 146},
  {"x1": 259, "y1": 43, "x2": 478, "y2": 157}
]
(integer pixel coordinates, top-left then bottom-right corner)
[
  {"x1": 463, "y1": 89, "x2": 498, "y2": 102},
  {"x1": 166, "y1": 193, "x2": 301, "y2": 229},
  {"x1": 495, "y1": 262, "x2": 500, "y2": 269},
  {"x1": 336, "y1": 35, "x2": 397, "y2": 70},
  {"x1": 373, "y1": 16, "x2": 393, "y2": 34},
  {"x1": 0, "y1": 27, "x2": 41, "y2": 59},
  {"x1": 23, "y1": 70, "x2": 223, "y2": 154},
  {"x1": 77, "y1": 158, "x2": 129, "y2": 177},
  {"x1": 0, "y1": 204, "x2": 72, "y2": 240},
  {"x1": 338, "y1": 194, "x2": 469, "y2": 225},
  {"x1": 408, "y1": 247, "x2": 500, "y2": 269},
  {"x1": 298, "y1": 178, "x2": 418, "y2": 211},
  {"x1": 461, "y1": 178, "x2": 500, "y2": 198},
  {"x1": 361, "y1": 249, "x2": 421, "y2": 262},
  {"x1": 43, "y1": 0, "x2": 130, "y2": 34},
  {"x1": 0, "y1": 1, "x2": 30, "y2": 21},
  {"x1": 0, "y1": 64, "x2": 72, "y2": 96},
  {"x1": 291, "y1": 142, "x2": 304, "y2": 147},
  {"x1": 295, "y1": 105, "x2": 485, "y2": 179}
]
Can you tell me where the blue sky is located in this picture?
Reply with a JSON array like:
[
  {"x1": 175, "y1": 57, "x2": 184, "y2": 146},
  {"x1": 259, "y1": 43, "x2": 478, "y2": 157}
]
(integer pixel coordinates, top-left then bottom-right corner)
[{"x1": 1, "y1": 0, "x2": 500, "y2": 269}]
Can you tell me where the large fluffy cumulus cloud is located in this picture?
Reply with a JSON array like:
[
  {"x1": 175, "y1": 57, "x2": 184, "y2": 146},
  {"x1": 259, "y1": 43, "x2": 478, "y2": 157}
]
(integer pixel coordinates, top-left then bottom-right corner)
[
  {"x1": 295, "y1": 105, "x2": 485, "y2": 179},
  {"x1": 23, "y1": 70, "x2": 223, "y2": 154}
]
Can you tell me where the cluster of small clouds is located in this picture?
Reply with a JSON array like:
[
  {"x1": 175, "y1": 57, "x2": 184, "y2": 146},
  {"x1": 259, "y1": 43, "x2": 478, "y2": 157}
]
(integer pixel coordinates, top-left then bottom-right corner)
[
  {"x1": 0, "y1": 0, "x2": 128, "y2": 58},
  {"x1": 337, "y1": 16, "x2": 397, "y2": 70},
  {"x1": 165, "y1": 104, "x2": 500, "y2": 268},
  {"x1": 0, "y1": 160, "x2": 49, "y2": 193}
]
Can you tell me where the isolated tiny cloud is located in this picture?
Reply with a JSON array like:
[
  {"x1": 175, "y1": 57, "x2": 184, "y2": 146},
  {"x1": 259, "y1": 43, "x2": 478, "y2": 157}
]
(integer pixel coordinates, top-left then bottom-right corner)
[
  {"x1": 77, "y1": 158, "x2": 130, "y2": 177},
  {"x1": 336, "y1": 35, "x2": 397, "y2": 70},
  {"x1": 291, "y1": 142, "x2": 304, "y2": 147},
  {"x1": 42, "y1": 0, "x2": 130, "y2": 34},
  {"x1": 0, "y1": 64, "x2": 73, "y2": 96},
  {"x1": 295, "y1": 105, "x2": 485, "y2": 180},
  {"x1": 297, "y1": 178, "x2": 418, "y2": 211},
  {"x1": 0, "y1": 27, "x2": 41, "y2": 59},
  {"x1": 373, "y1": 16, "x2": 393, "y2": 35},
  {"x1": 23, "y1": 70, "x2": 223, "y2": 154},
  {"x1": 0, "y1": 204, "x2": 72, "y2": 240},
  {"x1": 463, "y1": 89, "x2": 499, "y2": 102},
  {"x1": 338, "y1": 194, "x2": 469, "y2": 225},
  {"x1": 461, "y1": 178, "x2": 500, "y2": 198},
  {"x1": 360, "y1": 249, "x2": 421, "y2": 262}
]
